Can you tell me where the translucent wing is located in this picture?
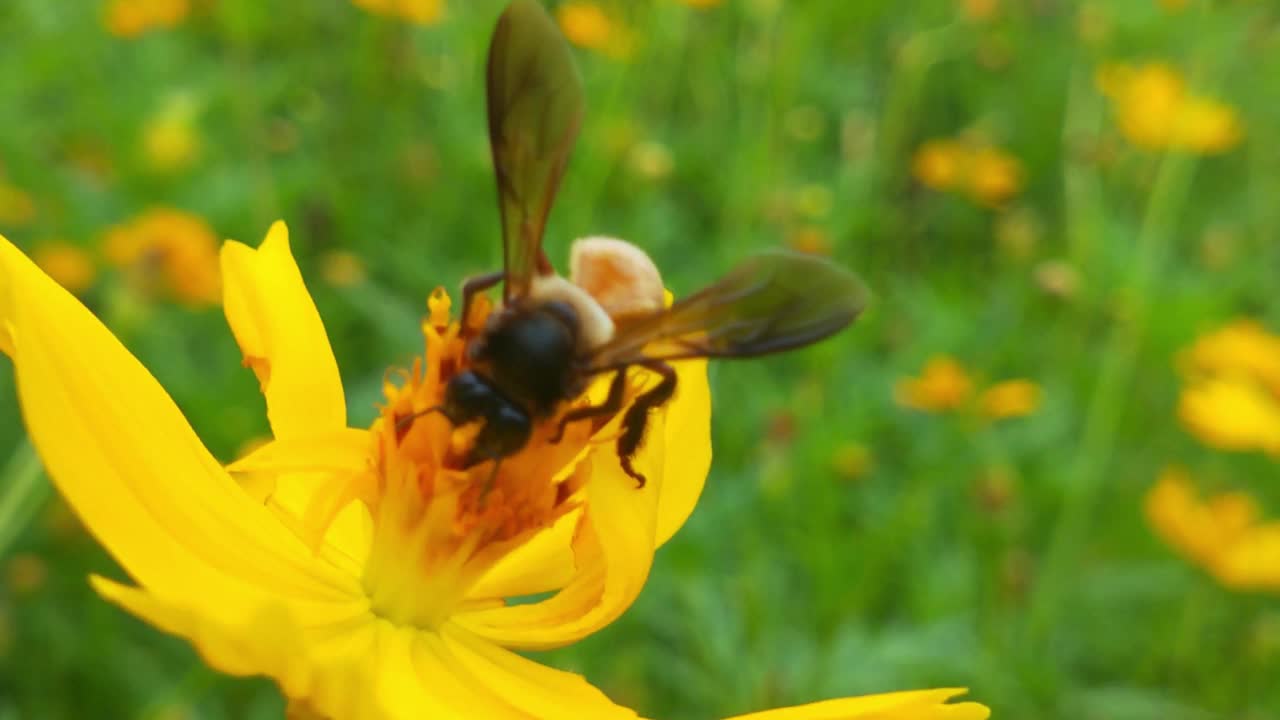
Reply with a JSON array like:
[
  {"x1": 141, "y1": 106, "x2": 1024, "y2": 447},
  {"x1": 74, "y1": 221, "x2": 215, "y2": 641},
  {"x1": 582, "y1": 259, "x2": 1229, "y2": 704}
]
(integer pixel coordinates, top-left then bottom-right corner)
[
  {"x1": 487, "y1": 0, "x2": 585, "y2": 301},
  {"x1": 588, "y1": 250, "x2": 869, "y2": 370}
]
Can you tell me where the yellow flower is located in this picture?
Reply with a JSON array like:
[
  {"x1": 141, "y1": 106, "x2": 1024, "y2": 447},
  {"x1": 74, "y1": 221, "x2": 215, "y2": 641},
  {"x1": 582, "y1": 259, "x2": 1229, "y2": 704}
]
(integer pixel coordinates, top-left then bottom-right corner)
[
  {"x1": 350, "y1": 0, "x2": 444, "y2": 25},
  {"x1": 1178, "y1": 377, "x2": 1280, "y2": 455},
  {"x1": 895, "y1": 355, "x2": 974, "y2": 411},
  {"x1": 102, "y1": 208, "x2": 221, "y2": 307},
  {"x1": 557, "y1": 2, "x2": 632, "y2": 58},
  {"x1": 897, "y1": 355, "x2": 1040, "y2": 421},
  {"x1": 1180, "y1": 319, "x2": 1280, "y2": 395},
  {"x1": 1096, "y1": 62, "x2": 1243, "y2": 154},
  {"x1": 1146, "y1": 468, "x2": 1280, "y2": 591},
  {"x1": 0, "y1": 182, "x2": 36, "y2": 227},
  {"x1": 1177, "y1": 320, "x2": 1280, "y2": 454},
  {"x1": 104, "y1": 0, "x2": 189, "y2": 37},
  {"x1": 0, "y1": 223, "x2": 988, "y2": 719},
  {"x1": 912, "y1": 139, "x2": 967, "y2": 191},
  {"x1": 141, "y1": 95, "x2": 202, "y2": 173},
  {"x1": 965, "y1": 146, "x2": 1022, "y2": 207},
  {"x1": 32, "y1": 241, "x2": 97, "y2": 294},
  {"x1": 912, "y1": 139, "x2": 1023, "y2": 206},
  {"x1": 978, "y1": 379, "x2": 1041, "y2": 420}
]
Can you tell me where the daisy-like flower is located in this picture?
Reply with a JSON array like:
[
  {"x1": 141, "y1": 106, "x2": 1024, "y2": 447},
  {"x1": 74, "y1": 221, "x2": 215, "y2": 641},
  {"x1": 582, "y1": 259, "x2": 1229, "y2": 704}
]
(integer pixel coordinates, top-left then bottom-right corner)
[
  {"x1": 0, "y1": 224, "x2": 987, "y2": 719},
  {"x1": 1177, "y1": 320, "x2": 1280, "y2": 455},
  {"x1": 1146, "y1": 467, "x2": 1280, "y2": 591},
  {"x1": 894, "y1": 354, "x2": 1040, "y2": 421},
  {"x1": 102, "y1": 207, "x2": 222, "y2": 307},
  {"x1": 910, "y1": 138, "x2": 1024, "y2": 207},
  {"x1": 1095, "y1": 62, "x2": 1243, "y2": 154}
]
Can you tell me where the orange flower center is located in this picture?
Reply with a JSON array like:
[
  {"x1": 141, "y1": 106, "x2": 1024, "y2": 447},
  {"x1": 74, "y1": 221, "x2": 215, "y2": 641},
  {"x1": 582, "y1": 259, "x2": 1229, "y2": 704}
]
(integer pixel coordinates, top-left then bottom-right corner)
[{"x1": 360, "y1": 289, "x2": 611, "y2": 629}]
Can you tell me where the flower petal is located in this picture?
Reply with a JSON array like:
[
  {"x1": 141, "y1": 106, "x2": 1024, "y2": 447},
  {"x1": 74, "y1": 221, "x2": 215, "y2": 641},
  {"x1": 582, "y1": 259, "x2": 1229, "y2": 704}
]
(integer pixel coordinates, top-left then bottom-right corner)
[
  {"x1": 722, "y1": 689, "x2": 989, "y2": 720},
  {"x1": 655, "y1": 358, "x2": 711, "y2": 547},
  {"x1": 454, "y1": 405, "x2": 668, "y2": 650},
  {"x1": 221, "y1": 221, "x2": 346, "y2": 439},
  {"x1": 0, "y1": 235, "x2": 358, "y2": 607}
]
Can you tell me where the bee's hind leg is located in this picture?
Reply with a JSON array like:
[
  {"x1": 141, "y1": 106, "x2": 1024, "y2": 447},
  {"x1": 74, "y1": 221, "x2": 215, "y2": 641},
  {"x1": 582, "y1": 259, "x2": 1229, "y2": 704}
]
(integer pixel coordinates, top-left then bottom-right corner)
[
  {"x1": 550, "y1": 368, "x2": 628, "y2": 443},
  {"x1": 616, "y1": 361, "x2": 677, "y2": 489}
]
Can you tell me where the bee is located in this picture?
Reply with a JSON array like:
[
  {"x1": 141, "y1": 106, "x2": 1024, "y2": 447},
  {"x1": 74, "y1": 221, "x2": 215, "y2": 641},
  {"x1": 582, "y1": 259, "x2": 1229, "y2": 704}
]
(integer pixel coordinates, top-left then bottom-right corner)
[{"x1": 430, "y1": 0, "x2": 868, "y2": 486}]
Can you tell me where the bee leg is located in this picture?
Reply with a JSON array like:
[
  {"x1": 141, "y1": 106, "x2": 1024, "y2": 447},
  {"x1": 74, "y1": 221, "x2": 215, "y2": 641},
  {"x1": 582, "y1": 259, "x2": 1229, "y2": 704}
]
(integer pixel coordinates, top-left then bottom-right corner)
[
  {"x1": 617, "y1": 361, "x2": 677, "y2": 488},
  {"x1": 394, "y1": 405, "x2": 449, "y2": 441},
  {"x1": 549, "y1": 369, "x2": 628, "y2": 443},
  {"x1": 460, "y1": 270, "x2": 505, "y2": 326}
]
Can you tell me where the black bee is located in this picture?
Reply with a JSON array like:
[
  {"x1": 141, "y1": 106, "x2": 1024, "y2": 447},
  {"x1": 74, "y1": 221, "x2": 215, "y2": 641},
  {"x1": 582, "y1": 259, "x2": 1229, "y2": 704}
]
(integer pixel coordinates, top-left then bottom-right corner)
[{"x1": 430, "y1": 0, "x2": 867, "y2": 486}]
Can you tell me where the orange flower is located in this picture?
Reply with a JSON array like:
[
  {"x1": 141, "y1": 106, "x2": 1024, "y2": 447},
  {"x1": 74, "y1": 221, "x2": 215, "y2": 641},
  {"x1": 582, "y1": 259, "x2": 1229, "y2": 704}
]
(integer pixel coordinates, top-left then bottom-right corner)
[
  {"x1": 1097, "y1": 62, "x2": 1243, "y2": 154},
  {"x1": 102, "y1": 208, "x2": 221, "y2": 307},
  {"x1": 104, "y1": 0, "x2": 189, "y2": 37}
]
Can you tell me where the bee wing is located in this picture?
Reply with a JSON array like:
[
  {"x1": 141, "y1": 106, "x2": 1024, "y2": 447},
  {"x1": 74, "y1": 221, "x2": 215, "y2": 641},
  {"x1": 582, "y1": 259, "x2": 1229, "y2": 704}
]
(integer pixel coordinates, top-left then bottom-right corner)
[
  {"x1": 588, "y1": 250, "x2": 869, "y2": 370},
  {"x1": 487, "y1": 0, "x2": 585, "y2": 301}
]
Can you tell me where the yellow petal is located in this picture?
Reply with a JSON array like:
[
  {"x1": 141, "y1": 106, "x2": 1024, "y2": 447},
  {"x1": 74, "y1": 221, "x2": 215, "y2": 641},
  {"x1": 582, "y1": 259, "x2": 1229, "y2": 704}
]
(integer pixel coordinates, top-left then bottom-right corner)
[
  {"x1": 454, "y1": 412, "x2": 667, "y2": 650},
  {"x1": 722, "y1": 688, "x2": 989, "y2": 720},
  {"x1": 221, "y1": 221, "x2": 347, "y2": 439},
  {"x1": 0, "y1": 234, "x2": 358, "y2": 607},
  {"x1": 468, "y1": 357, "x2": 710, "y2": 600},
  {"x1": 1178, "y1": 376, "x2": 1280, "y2": 453},
  {"x1": 655, "y1": 358, "x2": 712, "y2": 547}
]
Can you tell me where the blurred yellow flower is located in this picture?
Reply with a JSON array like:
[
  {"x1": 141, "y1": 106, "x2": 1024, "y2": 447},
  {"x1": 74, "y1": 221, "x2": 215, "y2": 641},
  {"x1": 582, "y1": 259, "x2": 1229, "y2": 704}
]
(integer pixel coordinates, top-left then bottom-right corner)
[
  {"x1": 1177, "y1": 320, "x2": 1280, "y2": 454},
  {"x1": 141, "y1": 96, "x2": 201, "y2": 173},
  {"x1": 0, "y1": 222, "x2": 988, "y2": 720},
  {"x1": 6, "y1": 553, "x2": 48, "y2": 595},
  {"x1": 102, "y1": 208, "x2": 221, "y2": 307},
  {"x1": 350, "y1": 0, "x2": 444, "y2": 25},
  {"x1": 319, "y1": 249, "x2": 368, "y2": 288},
  {"x1": 911, "y1": 138, "x2": 1024, "y2": 206},
  {"x1": 557, "y1": 2, "x2": 632, "y2": 58},
  {"x1": 0, "y1": 182, "x2": 36, "y2": 227},
  {"x1": 978, "y1": 379, "x2": 1041, "y2": 420},
  {"x1": 1146, "y1": 467, "x2": 1280, "y2": 591},
  {"x1": 897, "y1": 355, "x2": 1041, "y2": 421},
  {"x1": 677, "y1": 0, "x2": 723, "y2": 7},
  {"x1": 1179, "y1": 377, "x2": 1280, "y2": 455},
  {"x1": 1181, "y1": 320, "x2": 1280, "y2": 394},
  {"x1": 912, "y1": 139, "x2": 967, "y2": 191},
  {"x1": 104, "y1": 0, "x2": 189, "y2": 37},
  {"x1": 32, "y1": 241, "x2": 97, "y2": 295},
  {"x1": 1097, "y1": 62, "x2": 1243, "y2": 154},
  {"x1": 961, "y1": 0, "x2": 999, "y2": 22},
  {"x1": 895, "y1": 355, "x2": 974, "y2": 411}
]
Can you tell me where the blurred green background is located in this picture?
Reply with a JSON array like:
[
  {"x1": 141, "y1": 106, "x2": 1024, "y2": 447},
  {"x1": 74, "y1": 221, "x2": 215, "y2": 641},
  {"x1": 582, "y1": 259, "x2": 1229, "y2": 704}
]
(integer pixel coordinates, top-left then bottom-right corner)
[{"x1": 2, "y1": 0, "x2": 1279, "y2": 718}]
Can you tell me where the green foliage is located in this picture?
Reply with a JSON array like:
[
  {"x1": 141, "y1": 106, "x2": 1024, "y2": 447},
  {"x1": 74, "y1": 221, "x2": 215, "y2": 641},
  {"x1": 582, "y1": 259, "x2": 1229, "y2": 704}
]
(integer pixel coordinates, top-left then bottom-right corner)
[{"x1": 2, "y1": 0, "x2": 1279, "y2": 718}]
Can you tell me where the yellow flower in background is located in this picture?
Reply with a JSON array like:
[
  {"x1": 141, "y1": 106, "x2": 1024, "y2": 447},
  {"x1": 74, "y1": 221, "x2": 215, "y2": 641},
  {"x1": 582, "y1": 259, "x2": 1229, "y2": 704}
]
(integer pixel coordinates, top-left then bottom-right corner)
[
  {"x1": 676, "y1": 0, "x2": 723, "y2": 7},
  {"x1": 557, "y1": 2, "x2": 632, "y2": 58},
  {"x1": 32, "y1": 241, "x2": 97, "y2": 295},
  {"x1": 1096, "y1": 62, "x2": 1243, "y2": 154},
  {"x1": 1146, "y1": 468, "x2": 1280, "y2": 591},
  {"x1": 911, "y1": 138, "x2": 1024, "y2": 207},
  {"x1": 104, "y1": 0, "x2": 189, "y2": 37},
  {"x1": 1177, "y1": 320, "x2": 1280, "y2": 454},
  {"x1": 0, "y1": 224, "x2": 987, "y2": 719},
  {"x1": 102, "y1": 208, "x2": 221, "y2": 307},
  {"x1": 141, "y1": 95, "x2": 202, "y2": 173},
  {"x1": 350, "y1": 0, "x2": 444, "y2": 25},
  {"x1": 897, "y1": 355, "x2": 1041, "y2": 421},
  {"x1": 978, "y1": 379, "x2": 1041, "y2": 421},
  {"x1": 1180, "y1": 320, "x2": 1280, "y2": 395},
  {"x1": 896, "y1": 355, "x2": 974, "y2": 411},
  {"x1": 0, "y1": 181, "x2": 36, "y2": 228}
]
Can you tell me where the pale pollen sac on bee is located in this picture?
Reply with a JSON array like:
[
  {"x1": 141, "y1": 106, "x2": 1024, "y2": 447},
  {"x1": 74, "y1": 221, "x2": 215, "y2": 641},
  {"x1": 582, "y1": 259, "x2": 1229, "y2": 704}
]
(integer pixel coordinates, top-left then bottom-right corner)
[{"x1": 569, "y1": 235, "x2": 665, "y2": 320}]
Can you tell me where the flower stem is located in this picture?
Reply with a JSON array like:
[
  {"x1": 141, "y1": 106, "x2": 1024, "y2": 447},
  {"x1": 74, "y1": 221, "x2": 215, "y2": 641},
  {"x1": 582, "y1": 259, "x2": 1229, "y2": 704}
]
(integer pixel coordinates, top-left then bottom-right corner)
[
  {"x1": 1028, "y1": 147, "x2": 1199, "y2": 641},
  {"x1": 0, "y1": 439, "x2": 49, "y2": 559}
]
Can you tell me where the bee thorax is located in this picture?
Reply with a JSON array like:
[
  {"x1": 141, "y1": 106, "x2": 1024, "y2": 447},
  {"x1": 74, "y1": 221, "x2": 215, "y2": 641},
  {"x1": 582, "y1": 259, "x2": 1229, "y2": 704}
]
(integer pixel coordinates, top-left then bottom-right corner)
[
  {"x1": 570, "y1": 236, "x2": 665, "y2": 320},
  {"x1": 527, "y1": 274, "x2": 615, "y2": 350}
]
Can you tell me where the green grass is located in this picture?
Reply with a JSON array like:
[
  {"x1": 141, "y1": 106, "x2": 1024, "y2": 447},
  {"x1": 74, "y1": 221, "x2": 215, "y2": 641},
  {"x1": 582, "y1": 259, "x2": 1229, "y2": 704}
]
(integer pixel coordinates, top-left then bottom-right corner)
[{"x1": 2, "y1": 0, "x2": 1279, "y2": 718}]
